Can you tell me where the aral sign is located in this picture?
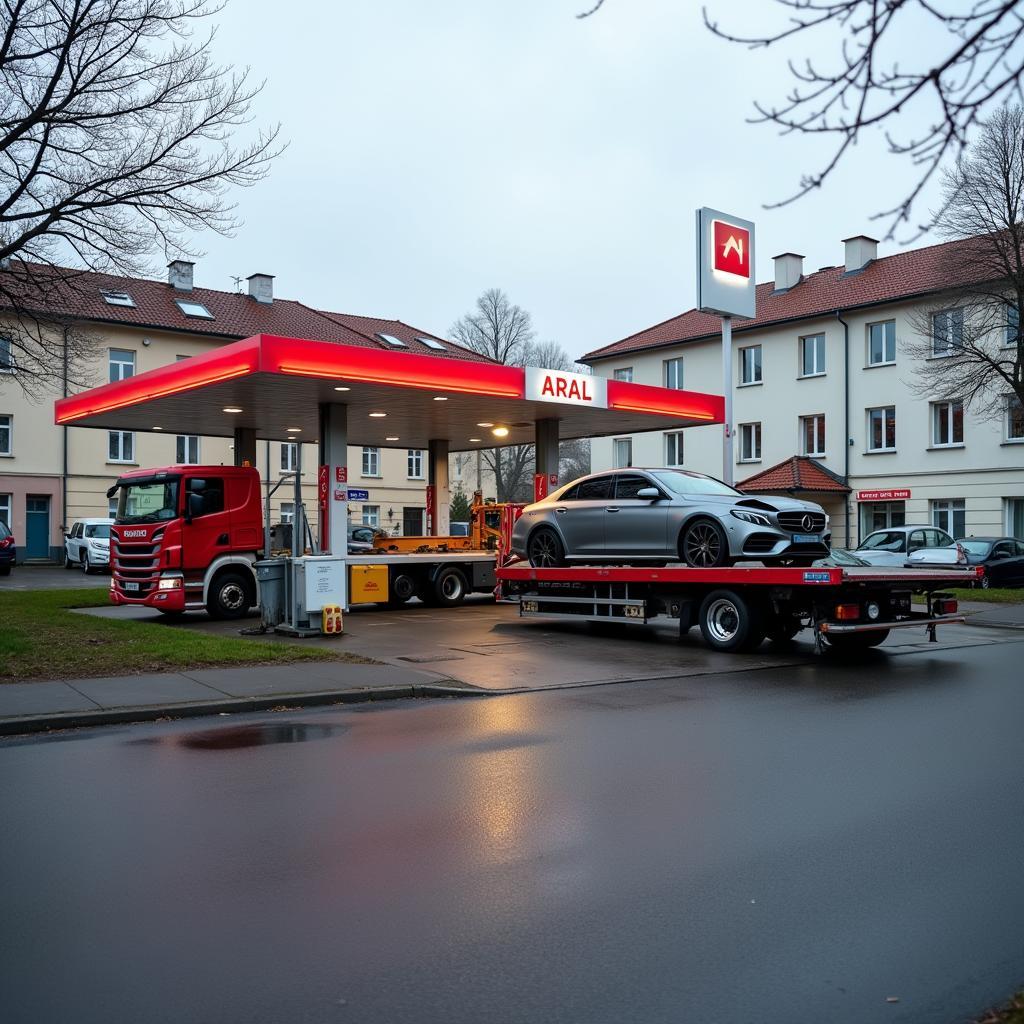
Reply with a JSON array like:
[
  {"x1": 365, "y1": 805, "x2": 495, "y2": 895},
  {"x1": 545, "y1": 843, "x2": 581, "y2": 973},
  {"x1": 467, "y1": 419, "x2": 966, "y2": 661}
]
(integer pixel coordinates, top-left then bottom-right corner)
[
  {"x1": 525, "y1": 366, "x2": 607, "y2": 408},
  {"x1": 696, "y1": 207, "x2": 756, "y2": 319}
]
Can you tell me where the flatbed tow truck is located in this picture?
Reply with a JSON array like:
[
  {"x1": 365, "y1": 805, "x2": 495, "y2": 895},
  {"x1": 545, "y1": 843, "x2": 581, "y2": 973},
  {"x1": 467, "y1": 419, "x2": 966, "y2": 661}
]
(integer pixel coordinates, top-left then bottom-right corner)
[{"x1": 497, "y1": 562, "x2": 981, "y2": 653}]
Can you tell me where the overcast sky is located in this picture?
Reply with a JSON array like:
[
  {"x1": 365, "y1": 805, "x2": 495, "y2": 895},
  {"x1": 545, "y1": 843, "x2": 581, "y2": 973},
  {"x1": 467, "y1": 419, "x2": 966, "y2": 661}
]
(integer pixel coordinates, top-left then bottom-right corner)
[{"x1": 192, "y1": 0, "x2": 947, "y2": 361}]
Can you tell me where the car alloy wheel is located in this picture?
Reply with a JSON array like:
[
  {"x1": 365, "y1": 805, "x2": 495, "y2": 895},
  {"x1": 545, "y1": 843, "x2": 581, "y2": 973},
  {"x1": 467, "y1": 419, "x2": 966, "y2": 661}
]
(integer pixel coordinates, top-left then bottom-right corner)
[
  {"x1": 81, "y1": 552, "x2": 90, "y2": 574},
  {"x1": 682, "y1": 520, "x2": 727, "y2": 568},
  {"x1": 528, "y1": 528, "x2": 565, "y2": 569}
]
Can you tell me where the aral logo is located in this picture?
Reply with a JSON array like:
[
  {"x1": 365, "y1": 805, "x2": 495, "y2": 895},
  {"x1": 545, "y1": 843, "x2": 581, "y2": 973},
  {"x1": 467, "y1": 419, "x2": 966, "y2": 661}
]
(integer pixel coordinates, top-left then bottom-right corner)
[
  {"x1": 122, "y1": 529, "x2": 147, "y2": 538},
  {"x1": 542, "y1": 375, "x2": 591, "y2": 402},
  {"x1": 712, "y1": 220, "x2": 750, "y2": 278},
  {"x1": 524, "y1": 366, "x2": 608, "y2": 409}
]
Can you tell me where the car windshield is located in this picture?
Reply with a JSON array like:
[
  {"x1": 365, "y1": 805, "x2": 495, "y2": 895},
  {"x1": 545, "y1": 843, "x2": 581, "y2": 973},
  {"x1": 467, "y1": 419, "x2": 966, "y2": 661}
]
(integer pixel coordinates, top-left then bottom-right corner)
[
  {"x1": 85, "y1": 524, "x2": 111, "y2": 539},
  {"x1": 858, "y1": 531, "x2": 907, "y2": 552},
  {"x1": 827, "y1": 548, "x2": 869, "y2": 566},
  {"x1": 115, "y1": 478, "x2": 180, "y2": 524},
  {"x1": 651, "y1": 470, "x2": 740, "y2": 497},
  {"x1": 959, "y1": 539, "x2": 993, "y2": 556}
]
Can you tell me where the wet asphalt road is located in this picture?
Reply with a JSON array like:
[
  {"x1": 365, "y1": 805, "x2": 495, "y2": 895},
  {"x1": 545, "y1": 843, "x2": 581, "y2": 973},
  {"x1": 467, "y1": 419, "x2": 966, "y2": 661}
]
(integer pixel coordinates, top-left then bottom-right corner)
[{"x1": 2, "y1": 640, "x2": 1024, "y2": 1024}]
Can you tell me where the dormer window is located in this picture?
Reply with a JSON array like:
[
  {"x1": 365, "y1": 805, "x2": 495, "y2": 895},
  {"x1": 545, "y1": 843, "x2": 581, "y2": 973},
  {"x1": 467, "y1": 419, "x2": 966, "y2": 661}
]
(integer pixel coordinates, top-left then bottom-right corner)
[
  {"x1": 416, "y1": 336, "x2": 446, "y2": 351},
  {"x1": 175, "y1": 299, "x2": 214, "y2": 319},
  {"x1": 376, "y1": 333, "x2": 407, "y2": 347},
  {"x1": 101, "y1": 290, "x2": 135, "y2": 307}
]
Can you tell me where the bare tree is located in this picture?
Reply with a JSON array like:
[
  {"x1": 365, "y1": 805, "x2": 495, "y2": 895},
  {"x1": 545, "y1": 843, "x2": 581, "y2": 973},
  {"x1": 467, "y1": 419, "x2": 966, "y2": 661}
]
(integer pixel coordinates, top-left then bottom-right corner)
[
  {"x1": 904, "y1": 106, "x2": 1024, "y2": 426},
  {"x1": 703, "y1": 1, "x2": 1024, "y2": 237},
  {"x1": 0, "y1": 0, "x2": 281, "y2": 397}
]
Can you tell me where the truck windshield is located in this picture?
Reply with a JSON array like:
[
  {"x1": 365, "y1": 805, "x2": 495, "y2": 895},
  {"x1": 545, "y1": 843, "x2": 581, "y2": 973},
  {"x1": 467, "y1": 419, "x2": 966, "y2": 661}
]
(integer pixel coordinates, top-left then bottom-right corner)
[{"x1": 115, "y1": 478, "x2": 180, "y2": 524}]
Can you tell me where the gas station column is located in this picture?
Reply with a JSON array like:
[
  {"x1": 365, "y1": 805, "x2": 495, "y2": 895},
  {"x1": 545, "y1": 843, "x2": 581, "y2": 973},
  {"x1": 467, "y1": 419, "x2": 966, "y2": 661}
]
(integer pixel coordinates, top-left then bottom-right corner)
[
  {"x1": 428, "y1": 439, "x2": 450, "y2": 536},
  {"x1": 534, "y1": 418, "x2": 560, "y2": 500},
  {"x1": 319, "y1": 403, "x2": 349, "y2": 556},
  {"x1": 233, "y1": 428, "x2": 257, "y2": 468}
]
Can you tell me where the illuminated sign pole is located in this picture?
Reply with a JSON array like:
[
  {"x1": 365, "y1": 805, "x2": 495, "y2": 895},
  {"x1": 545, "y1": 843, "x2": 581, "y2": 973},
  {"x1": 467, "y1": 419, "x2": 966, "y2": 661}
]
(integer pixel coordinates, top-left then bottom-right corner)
[{"x1": 696, "y1": 208, "x2": 756, "y2": 487}]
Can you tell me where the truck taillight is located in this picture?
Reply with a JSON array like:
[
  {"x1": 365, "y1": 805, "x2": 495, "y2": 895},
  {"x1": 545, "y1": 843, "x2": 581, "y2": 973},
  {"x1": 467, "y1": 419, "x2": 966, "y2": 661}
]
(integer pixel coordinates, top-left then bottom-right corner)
[
  {"x1": 935, "y1": 597, "x2": 958, "y2": 615},
  {"x1": 834, "y1": 603, "x2": 859, "y2": 621}
]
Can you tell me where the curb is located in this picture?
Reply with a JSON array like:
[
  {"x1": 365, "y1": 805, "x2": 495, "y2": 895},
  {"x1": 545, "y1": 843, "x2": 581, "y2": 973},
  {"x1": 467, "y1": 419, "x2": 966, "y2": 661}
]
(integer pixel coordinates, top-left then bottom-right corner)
[{"x1": 0, "y1": 683, "x2": 489, "y2": 737}]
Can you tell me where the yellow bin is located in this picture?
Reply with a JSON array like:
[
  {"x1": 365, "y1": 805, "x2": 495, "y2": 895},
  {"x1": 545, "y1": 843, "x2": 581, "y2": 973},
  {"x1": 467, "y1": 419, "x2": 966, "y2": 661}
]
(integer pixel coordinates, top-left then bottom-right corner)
[{"x1": 349, "y1": 564, "x2": 389, "y2": 605}]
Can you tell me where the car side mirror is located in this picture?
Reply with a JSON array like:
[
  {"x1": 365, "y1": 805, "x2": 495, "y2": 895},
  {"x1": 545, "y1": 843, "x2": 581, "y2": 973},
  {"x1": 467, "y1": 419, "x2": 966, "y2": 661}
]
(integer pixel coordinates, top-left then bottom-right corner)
[{"x1": 636, "y1": 487, "x2": 661, "y2": 499}]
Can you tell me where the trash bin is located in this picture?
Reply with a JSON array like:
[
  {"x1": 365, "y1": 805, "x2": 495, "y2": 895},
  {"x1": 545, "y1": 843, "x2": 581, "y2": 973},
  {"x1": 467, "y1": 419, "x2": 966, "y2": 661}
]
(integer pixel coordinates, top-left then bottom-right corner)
[{"x1": 255, "y1": 558, "x2": 287, "y2": 628}]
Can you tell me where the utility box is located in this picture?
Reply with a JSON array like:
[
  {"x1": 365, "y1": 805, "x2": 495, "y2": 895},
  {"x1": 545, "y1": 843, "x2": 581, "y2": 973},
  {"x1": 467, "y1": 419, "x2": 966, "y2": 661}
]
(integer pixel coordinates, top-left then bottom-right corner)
[
  {"x1": 294, "y1": 555, "x2": 347, "y2": 618},
  {"x1": 349, "y1": 563, "x2": 388, "y2": 604},
  {"x1": 254, "y1": 558, "x2": 287, "y2": 628}
]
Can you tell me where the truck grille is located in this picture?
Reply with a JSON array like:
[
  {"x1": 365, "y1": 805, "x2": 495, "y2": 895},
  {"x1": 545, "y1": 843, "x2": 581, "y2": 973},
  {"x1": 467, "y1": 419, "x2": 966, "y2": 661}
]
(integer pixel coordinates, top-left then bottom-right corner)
[
  {"x1": 776, "y1": 511, "x2": 827, "y2": 533},
  {"x1": 112, "y1": 527, "x2": 165, "y2": 596}
]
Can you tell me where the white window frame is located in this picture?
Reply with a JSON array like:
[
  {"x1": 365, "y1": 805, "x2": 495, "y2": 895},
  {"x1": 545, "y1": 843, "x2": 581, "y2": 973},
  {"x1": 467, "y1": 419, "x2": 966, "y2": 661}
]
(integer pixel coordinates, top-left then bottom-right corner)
[
  {"x1": 664, "y1": 431, "x2": 684, "y2": 467},
  {"x1": 866, "y1": 406, "x2": 897, "y2": 453},
  {"x1": 108, "y1": 348, "x2": 135, "y2": 383},
  {"x1": 738, "y1": 422, "x2": 762, "y2": 463},
  {"x1": 663, "y1": 357, "x2": 684, "y2": 390},
  {"x1": 1006, "y1": 395, "x2": 1024, "y2": 442},
  {"x1": 800, "y1": 414, "x2": 826, "y2": 457},
  {"x1": 1007, "y1": 304, "x2": 1020, "y2": 347},
  {"x1": 0, "y1": 336, "x2": 13, "y2": 373},
  {"x1": 281, "y1": 442, "x2": 298, "y2": 473},
  {"x1": 108, "y1": 430, "x2": 135, "y2": 464},
  {"x1": 612, "y1": 437, "x2": 633, "y2": 469},
  {"x1": 361, "y1": 504, "x2": 380, "y2": 528},
  {"x1": 107, "y1": 497, "x2": 118, "y2": 519},
  {"x1": 739, "y1": 345, "x2": 762, "y2": 386},
  {"x1": 931, "y1": 308, "x2": 964, "y2": 357},
  {"x1": 407, "y1": 449, "x2": 424, "y2": 479},
  {"x1": 799, "y1": 333, "x2": 826, "y2": 377},
  {"x1": 930, "y1": 400, "x2": 964, "y2": 447},
  {"x1": 100, "y1": 290, "x2": 136, "y2": 308},
  {"x1": 0, "y1": 492, "x2": 10, "y2": 526},
  {"x1": 613, "y1": 367, "x2": 633, "y2": 382},
  {"x1": 279, "y1": 502, "x2": 295, "y2": 525},
  {"x1": 175, "y1": 299, "x2": 214, "y2": 319},
  {"x1": 931, "y1": 499, "x2": 965, "y2": 539},
  {"x1": 176, "y1": 434, "x2": 200, "y2": 465},
  {"x1": 867, "y1": 320, "x2": 896, "y2": 366},
  {"x1": 361, "y1": 446, "x2": 381, "y2": 477},
  {"x1": 0, "y1": 413, "x2": 10, "y2": 456},
  {"x1": 1006, "y1": 497, "x2": 1024, "y2": 540}
]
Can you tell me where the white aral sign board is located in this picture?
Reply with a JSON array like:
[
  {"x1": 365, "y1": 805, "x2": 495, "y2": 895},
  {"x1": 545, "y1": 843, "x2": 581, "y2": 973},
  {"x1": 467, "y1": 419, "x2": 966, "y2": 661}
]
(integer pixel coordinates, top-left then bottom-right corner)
[
  {"x1": 696, "y1": 207, "x2": 756, "y2": 319},
  {"x1": 525, "y1": 366, "x2": 607, "y2": 408}
]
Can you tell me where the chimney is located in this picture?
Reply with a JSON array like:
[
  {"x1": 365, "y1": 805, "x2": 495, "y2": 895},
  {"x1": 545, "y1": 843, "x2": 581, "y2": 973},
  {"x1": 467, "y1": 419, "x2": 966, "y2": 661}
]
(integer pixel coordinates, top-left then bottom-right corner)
[
  {"x1": 167, "y1": 260, "x2": 194, "y2": 292},
  {"x1": 246, "y1": 273, "x2": 274, "y2": 304},
  {"x1": 843, "y1": 235, "x2": 878, "y2": 273},
  {"x1": 772, "y1": 252, "x2": 804, "y2": 292}
]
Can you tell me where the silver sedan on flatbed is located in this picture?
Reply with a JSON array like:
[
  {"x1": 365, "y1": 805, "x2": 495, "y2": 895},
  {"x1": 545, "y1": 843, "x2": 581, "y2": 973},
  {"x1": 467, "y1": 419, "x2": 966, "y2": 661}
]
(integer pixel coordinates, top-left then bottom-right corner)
[{"x1": 511, "y1": 468, "x2": 830, "y2": 568}]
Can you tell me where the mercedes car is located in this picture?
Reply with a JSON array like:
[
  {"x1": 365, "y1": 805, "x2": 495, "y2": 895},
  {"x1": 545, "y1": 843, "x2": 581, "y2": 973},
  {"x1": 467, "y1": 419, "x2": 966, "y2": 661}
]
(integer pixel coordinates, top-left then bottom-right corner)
[{"x1": 511, "y1": 468, "x2": 830, "y2": 568}]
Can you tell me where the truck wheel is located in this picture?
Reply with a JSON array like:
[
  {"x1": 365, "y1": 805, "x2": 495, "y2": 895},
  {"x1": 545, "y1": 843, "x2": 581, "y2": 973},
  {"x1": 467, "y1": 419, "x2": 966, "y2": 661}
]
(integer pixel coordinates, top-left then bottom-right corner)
[
  {"x1": 681, "y1": 519, "x2": 732, "y2": 568},
  {"x1": 527, "y1": 527, "x2": 566, "y2": 568},
  {"x1": 698, "y1": 589, "x2": 764, "y2": 652},
  {"x1": 429, "y1": 567, "x2": 468, "y2": 607},
  {"x1": 823, "y1": 630, "x2": 889, "y2": 652},
  {"x1": 206, "y1": 570, "x2": 254, "y2": 620},
  {"x1": 386, "y1": 572, "x2": 416, "y2": 607}
]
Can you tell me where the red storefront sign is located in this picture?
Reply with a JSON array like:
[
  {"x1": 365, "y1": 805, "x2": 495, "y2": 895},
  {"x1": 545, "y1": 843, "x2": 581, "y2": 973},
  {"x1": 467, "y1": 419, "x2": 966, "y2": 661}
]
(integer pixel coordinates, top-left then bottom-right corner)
[
  {"x1": 712, "y1": 220, "x2": 751, "y2": 278},
  {"x1": 857, "y1": 489, "x2": 911, "y2": 502}
]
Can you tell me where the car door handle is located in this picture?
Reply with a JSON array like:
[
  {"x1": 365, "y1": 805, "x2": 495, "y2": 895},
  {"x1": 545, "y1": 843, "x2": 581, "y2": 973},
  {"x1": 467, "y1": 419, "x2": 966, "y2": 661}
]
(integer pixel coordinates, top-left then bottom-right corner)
[
  {"x1": 554, "y1": 507, "x2": 567, "y2": 514},
  {"x1": 605, "y1": 506, "x2": 620, "y2": 513}
]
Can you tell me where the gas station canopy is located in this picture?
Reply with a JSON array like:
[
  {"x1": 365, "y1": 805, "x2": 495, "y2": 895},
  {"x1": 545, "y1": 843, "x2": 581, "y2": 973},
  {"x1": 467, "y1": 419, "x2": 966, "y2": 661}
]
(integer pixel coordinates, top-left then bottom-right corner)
[{"x1": 55, "y1": 334, "x2": 723, "y2": 448}]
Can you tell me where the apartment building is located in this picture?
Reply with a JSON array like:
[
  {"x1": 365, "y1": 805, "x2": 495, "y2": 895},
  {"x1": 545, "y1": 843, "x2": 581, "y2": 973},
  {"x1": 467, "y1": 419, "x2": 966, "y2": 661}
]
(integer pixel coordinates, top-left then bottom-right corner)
[
  {"x1": 0, "y1": 260, "x2": 491, "y2": 560},
  {"x1": 583, "y1": 235, "x2": 1024, "y2": 547}
]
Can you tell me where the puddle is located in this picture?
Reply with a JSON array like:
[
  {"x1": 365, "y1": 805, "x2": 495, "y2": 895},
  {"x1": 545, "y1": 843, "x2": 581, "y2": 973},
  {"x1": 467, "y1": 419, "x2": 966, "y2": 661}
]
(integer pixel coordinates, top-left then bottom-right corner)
[{"x1": 177, "y1": 722, "x2": 346, "y2": 750}]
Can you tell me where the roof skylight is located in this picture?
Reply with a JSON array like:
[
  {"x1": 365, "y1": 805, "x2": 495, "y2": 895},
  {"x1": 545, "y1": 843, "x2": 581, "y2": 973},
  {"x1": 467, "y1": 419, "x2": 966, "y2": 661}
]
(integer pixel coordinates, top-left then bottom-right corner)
[
  {"x1": 376, "y1": 333, "x2": 407, "y2": 348},
  {"x1": 417, "y1": 337, "x2": 446, "y2": 351},
  {"x1": 101, "y1": 290, "x2": 136, "y2": 308},
  {"x1": 175, "y1": 299, "x2": 214, "y2": 320}
]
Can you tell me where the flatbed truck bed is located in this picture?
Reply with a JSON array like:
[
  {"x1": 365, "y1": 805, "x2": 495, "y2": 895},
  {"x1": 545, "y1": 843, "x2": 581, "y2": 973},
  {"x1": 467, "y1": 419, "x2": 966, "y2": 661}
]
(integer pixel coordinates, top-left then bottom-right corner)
[{"x1": 497, "y1": 562, "x2": 982, "y2": 653}]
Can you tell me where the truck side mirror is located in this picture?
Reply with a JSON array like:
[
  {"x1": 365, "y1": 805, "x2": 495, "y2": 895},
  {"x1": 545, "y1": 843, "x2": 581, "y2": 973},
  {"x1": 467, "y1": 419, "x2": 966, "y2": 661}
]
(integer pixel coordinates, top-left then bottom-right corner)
[{"x1": 185, "y1": 491, "x2": 204, "y2": 524}]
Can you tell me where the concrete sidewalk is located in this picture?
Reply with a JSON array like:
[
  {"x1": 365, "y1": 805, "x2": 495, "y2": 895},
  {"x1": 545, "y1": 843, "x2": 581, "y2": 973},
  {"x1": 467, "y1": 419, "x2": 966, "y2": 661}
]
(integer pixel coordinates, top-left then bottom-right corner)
[
  {"x1": 0, "y1": 662, "x2": 483, "y2": 736},
  {"x1": 961, "y1": 600, "x2": 1024, "y2": 628}
]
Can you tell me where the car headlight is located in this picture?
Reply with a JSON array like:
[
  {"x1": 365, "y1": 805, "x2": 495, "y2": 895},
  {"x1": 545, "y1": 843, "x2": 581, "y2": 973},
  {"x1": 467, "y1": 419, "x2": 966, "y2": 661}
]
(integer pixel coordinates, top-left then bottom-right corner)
[{"x1": 730, "y1": 509, "x2": 771, "y2": 528}]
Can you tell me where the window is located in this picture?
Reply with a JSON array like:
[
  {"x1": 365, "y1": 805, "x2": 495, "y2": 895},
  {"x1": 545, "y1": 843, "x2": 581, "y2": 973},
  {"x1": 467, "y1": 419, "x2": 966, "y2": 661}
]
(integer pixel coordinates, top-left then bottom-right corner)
[
  {"x1": 1008, "y1": 305, "x2": 1020, "y2": 347},
  {"x1": 663, "y1": 357, "x2": 684, "y2": 390},
  {"x1": 361, "y1": 446, "x2": 381, "y2": 477},
  {"x1": 800, "y1": 414, "x2": 826, "y2": 456},
  {"x1": 1006, "y1": 396, "x2": 1024, "y2": 441},
  {"x1": 281, "y1": 442, "x2": 298, "y2": 473},
  {"x1": 861, "y1": 501, "x2": 906, "y2": 539},
  {"x1": 1006, "y1": 498, "x2": 1024, "y2": 540},
  {"x1": 416, "y1": 337, "x2": 446, "y2": 350},
  {"x1": 376, "y1": 333, "x2": 406, "y2": 348},
  {"x1": 108, "y1": 430, "x2": 134, "y2": 463},
  {"x1": 108, "y1": 498, "x2": 118, "y2": 518},
  {"x1": 0, "y1": 413, "x2": 10, "y2": 455},
  {"x1": 100, "y1": 290, "x2": 135, "y2": 307},
  {"x1": 739, "y1": 422, "x2": 761, "y2": 462},
  {"x1": 0, "y1": 336, "x2": 13, "y2": 372},
  {"x1": 362, "y1": 504, "x2": 380, "y2": 527},
  {"x1": 174, "y1": 435, "x2": 199, "y2": 465},
  {"x1": 279, "y1": 502, "x2": 295, "y2": 525},
  {"x1": 0, "y1": 493, "x2": 9, "y2": 526},
  {"x1": 800, "y1": 333, "x2": 826, "y2": 376},
  {"x1": 615, "y1": 473, "x2": 654, "y2": 499},
  {"x1": 612, "y1": 437, "x2": 633, "y2": 468},
  {"x1": 867, "y1": 320, "x2": 896, "y2": 365},
  {"x1": 931, "y1": 400, "x2": 964, "y2": 446},
  {"x1": 407, "y1": 449, "x2": 424, "y2": 479},
  {"x1": 739, "y1": 345, "x2": 762, "y2": 385},
  {"x1": 664, "y1": 431, "x2": 684, "y2": 467},
  {"x1": 931, "y1": 499, "x2": 965, "y2": 539},
  {"x1": 867, "y1": 406, "x2": 896, "y2": 452},
  {"x1": 108, "y1": 348, "x2": 135, "y2": 383},
  {"x1": 932, "y1": 308, "x2": 964, "y2": 356},
  {"x1": 175, "y1": 299, "x2": 214, "y2": 319},
  {"x1": 560, "y1": 476, "x2": 612, "y2": 500},
  {"x1": 613, "y1": 367, "x2": 634, "y2": 382},
  {"x1": 185, "y1": 477, "x2": 224, "y2": 518}
]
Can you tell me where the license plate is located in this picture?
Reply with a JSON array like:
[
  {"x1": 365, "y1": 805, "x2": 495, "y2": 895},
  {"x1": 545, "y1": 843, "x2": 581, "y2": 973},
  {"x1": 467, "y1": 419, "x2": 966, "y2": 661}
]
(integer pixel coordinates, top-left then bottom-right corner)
[
  {"x1": 123, "y1": 581, "x2": 139, "y2": 592},
  {"x1": 793, "y1": 534, "x2": 819, "y2": 544}
]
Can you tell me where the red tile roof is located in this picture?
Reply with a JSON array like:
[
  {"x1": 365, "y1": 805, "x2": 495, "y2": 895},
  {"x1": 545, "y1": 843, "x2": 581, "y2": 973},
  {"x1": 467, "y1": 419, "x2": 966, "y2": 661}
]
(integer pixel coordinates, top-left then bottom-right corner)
[
  {"x1": 582, "y1": 235, "x2": 995, "y2": 362},
  {"x1": 0, "y1": 262, "x2": 493, "y2": 362},
  {"x1": 738, "y1": 456, "x2": 850, "y2": 495}
]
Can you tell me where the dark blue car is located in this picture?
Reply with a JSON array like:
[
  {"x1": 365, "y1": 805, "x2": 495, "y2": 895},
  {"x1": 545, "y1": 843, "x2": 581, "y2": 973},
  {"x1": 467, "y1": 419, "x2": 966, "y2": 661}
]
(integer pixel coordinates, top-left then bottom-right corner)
[{"x1": 0, "y1": 519, "x2": 14, "y2": 575}]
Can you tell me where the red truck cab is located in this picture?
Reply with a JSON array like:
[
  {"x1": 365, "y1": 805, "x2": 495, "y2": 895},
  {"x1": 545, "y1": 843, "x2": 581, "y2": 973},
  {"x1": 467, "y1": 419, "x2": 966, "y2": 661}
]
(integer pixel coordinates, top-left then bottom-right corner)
[{"x1": 108, "y1": 465, "x2": 263, "y2": 618}]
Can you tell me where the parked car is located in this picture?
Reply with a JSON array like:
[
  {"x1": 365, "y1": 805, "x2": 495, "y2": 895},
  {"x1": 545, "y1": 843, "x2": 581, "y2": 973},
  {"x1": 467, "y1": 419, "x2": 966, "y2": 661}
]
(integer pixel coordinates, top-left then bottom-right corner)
[
  {"x1": 0, "y1": 520, "x2": 15, "y2": 576},
  {"x1": 813, "y1": 547, "x2": 871, "y2": 568},
  {"x1": 855, "y1": 525, "x2": 955, "y2": 566},
  {"x1": 348, "y1": 524, "x2": 377, "y2": 554},
  {"x1": 946, "y1": 537, "x2": 1024, "y2": 588},
  {"x1": 511, "y1": 468, "x2": 830, "y2": 568},
  {"x1": 64, "y1": 518, "x2": 113, "y2": 573}
]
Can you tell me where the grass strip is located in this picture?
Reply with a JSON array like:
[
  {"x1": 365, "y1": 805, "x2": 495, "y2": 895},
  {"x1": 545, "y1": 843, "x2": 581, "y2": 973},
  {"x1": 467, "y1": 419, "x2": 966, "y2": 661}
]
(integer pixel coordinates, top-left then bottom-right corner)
[{"x1": 0, "y1": 588, "x2": 355, "y2": 682}]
